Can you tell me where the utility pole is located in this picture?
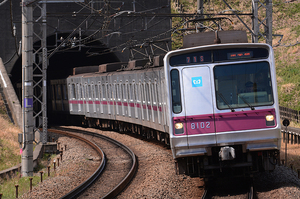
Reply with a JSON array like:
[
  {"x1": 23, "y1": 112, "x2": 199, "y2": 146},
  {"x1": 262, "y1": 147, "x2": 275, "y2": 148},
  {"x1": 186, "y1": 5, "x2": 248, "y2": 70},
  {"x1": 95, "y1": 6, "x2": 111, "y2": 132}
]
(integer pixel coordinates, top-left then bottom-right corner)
[{"x1": 21, "y1": 0, "x2": 34, "y2": 177}]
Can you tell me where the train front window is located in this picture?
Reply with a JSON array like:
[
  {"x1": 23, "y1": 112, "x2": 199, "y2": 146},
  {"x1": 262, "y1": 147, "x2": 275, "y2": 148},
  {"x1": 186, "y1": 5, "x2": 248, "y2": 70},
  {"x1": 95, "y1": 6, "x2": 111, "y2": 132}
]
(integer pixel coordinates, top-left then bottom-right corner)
[
  {"x1": 170, "y1": 69, "x2": 182, "y2": 113},
  {"x1": 214, "y1": 61, "x2": 274, "y2": 110}
]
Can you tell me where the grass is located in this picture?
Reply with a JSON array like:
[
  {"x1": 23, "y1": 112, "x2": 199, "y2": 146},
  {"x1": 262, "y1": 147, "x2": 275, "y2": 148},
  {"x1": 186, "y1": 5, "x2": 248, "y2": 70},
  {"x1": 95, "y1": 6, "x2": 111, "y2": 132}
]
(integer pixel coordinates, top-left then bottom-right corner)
[
  {"x1": 0, "y1": 97, "x2": 21, "y2": 171},
  {"x1": 0, "y1": 174, "x2": 43, "y2": 199},
  {"x1": 0, "y1": 153, "x2": 59, "y2": 198}
]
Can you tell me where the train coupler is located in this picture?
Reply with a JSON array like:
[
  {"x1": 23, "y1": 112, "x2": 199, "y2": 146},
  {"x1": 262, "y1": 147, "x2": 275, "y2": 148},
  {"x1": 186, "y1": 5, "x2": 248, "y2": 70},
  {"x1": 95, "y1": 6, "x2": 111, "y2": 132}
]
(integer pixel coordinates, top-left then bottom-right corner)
[{"x1": 219, "y1": 146, "x2": 236, "y2": 161}]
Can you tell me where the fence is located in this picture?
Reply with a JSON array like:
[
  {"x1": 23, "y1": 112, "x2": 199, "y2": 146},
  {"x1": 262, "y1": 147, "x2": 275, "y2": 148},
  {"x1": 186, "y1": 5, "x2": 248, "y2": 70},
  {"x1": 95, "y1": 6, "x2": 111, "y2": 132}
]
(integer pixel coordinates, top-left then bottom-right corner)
[{"x1": 279, "y1": 106, "x2": 300, "y2": 123}]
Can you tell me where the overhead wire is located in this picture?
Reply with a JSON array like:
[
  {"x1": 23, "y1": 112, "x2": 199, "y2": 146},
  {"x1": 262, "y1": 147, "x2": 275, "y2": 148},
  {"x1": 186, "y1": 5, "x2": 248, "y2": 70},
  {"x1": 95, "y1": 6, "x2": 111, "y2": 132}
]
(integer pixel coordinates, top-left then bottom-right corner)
[{"x1": 0, "y1": 0, "x2": 8, "y2": 6}]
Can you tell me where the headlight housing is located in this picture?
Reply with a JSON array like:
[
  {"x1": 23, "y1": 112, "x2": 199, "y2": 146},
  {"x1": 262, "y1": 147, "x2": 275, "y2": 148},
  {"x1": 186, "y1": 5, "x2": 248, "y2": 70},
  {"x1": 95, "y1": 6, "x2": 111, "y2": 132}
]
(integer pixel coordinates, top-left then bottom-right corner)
[
  {"x1": 265, "y1": 114, "x2": 275, "y2": 126},
  {"x1": 174, "y1": 122, "x2": 184, "y2": 134}
]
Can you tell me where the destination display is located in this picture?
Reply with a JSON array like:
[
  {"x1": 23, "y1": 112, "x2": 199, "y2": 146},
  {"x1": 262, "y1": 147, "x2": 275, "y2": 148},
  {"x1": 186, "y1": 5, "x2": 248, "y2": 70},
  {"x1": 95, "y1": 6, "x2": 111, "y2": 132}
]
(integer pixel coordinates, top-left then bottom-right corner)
[{"x1": 227, "y1": 51, "x2": 253, "y2": 60}]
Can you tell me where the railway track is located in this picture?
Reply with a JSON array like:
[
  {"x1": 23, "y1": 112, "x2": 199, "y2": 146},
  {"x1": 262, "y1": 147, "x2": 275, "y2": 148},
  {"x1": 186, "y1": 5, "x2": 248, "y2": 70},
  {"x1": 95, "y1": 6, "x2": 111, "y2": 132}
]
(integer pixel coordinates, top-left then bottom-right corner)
[
  {"x1": 201, "y1": 177, "x2": 255, "y2": 199},
  {"x1": 48, "y1": 127, "x2": 137, "y2": 199}
]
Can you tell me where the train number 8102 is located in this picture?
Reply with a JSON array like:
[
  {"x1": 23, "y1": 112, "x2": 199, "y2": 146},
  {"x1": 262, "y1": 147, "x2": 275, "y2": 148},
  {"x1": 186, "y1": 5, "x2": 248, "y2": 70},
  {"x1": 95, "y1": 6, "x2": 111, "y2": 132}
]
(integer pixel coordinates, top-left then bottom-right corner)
[{"x1": 191, "y1": 122, "x2": 211, "y2": 129}]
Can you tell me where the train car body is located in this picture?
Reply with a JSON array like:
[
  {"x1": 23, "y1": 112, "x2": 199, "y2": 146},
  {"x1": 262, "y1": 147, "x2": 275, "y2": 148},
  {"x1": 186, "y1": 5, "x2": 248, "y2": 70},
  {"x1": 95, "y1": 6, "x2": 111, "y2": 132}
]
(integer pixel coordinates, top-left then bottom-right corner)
[
  {"x1": 66, "y1": 66, "x2": 170, "y2": 139},
  {"x1": 61, "y1": 42, "x2": 281, "y2": 179},
  {"x1": 164, "y1": 43, "x2": 281, "y2": 177}
]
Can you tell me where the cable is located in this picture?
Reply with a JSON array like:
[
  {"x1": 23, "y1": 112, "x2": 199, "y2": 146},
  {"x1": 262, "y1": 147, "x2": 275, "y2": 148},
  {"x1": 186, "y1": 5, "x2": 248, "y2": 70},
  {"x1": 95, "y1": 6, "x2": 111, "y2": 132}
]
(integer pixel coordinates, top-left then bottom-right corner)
[{"x1": 0, "y1": 0, "x2": 8, "y2": 6}]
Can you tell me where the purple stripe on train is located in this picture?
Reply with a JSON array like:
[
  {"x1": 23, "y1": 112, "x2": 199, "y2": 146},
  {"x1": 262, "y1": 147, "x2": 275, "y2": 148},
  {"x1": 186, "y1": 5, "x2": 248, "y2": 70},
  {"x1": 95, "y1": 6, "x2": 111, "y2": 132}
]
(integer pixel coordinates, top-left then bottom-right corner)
[{"x1": 172, "y1": 108, "x2": 276, "y2": 136}]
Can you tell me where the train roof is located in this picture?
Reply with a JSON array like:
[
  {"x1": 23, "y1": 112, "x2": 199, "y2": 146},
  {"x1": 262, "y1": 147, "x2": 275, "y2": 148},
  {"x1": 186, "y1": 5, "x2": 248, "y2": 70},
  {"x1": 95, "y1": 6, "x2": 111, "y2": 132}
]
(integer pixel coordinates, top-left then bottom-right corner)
[{"x1": 68, "y1": 55, "x2": 164, "y2": 79}]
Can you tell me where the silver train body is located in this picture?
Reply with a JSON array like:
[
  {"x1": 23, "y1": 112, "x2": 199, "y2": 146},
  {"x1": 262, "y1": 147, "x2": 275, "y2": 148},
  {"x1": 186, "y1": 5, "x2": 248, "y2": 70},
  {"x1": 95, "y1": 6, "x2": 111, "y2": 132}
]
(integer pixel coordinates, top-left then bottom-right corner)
[
  {"x1": 65, "y1": 66, "x2": 171, "y2": 140},
  {"x1": 51, "y1": 43, "x2": 281, "y2": 178}
]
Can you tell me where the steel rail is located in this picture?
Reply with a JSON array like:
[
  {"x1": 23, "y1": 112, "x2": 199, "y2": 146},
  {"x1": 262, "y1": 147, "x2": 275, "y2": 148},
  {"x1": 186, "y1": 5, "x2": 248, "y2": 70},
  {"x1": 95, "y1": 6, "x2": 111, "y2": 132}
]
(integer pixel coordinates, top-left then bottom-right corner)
[
  {"x1": 248, "y1": 183, "x2": 254, "y2": 199},
  {"x1": 201, "y1": 189, "x2": 209, "y2": 199},
  {"x1": 50, "y1": 127, "x2": 138, "y2": 199},
  {"x1": 47, "y1": 129, "x2": 106, "y2": 199}
]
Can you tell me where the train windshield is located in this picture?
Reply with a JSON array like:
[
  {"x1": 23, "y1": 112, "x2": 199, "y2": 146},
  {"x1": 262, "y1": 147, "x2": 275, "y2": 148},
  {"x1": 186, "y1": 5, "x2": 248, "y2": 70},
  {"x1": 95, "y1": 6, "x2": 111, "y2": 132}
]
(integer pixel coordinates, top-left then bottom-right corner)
[{"x1": 214, "y1": 61, "x2": 274, "y2": 110}]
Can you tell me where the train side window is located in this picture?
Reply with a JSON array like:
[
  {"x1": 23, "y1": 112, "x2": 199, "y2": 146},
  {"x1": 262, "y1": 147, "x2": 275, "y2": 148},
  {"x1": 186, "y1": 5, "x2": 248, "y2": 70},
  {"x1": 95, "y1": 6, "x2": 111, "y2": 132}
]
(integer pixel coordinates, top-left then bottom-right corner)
[
  {"x1": 56, "y1": 85, "x2": 62, "y2": 100},
  {"x1": 135, "y1": 83, "x2": 139, "y2": 102},
  {"x1": 63, "y1": 84, "x2": 68, "y2": 100},
  {"x1": 155, "y1": 81, "x2": 159, "y2": 105},
  {"x1": 113, "y1": 83, "x2": 116, "y2": 101},
  {"x1": 145, "y1": 83, "x2": 150, "y2": 104},
  {"x1": 129, "y1": 83, "x2": 133, "y2": 101},
  {"x1": 106, "y1": 84, "x2": 109, "y2": 99},
  {"x1": 94, "y1": 84, "x2": 99, "y2": 99},
  {"x1": 130, "y1": 81, "x2": 136, "y2": 102},
  {"x1": 152, "y1": 83, "x2": 156, "y2": 105},
  {"x1": 80, "y1": 84, "x2": 84, "y2": 99},
  {"x1": 122, "y1": 84, "x2": 126, "y2": 101},
  {"x1": 81, "y1": 84, "x2": 85, "y2": 100},
  {"x1": 102, "y1": 84, "x2": 106, "y2": 99},
  {"x1": 116, "y1": 84, "x2": 119, "y2": 100},
  {"x1": 85, "y1": 84, "x2": 88, "y2": 99},
  {"x1": 125, "y1": 83, "x2": 129, "y2": 102},
  {"x1": 170, "y1": 69, "x2": 182, "y2": 113},
  {"x1": 77, "y1": 84, "x2": 80, "y2": 99},
  {"x1": 98, "y1": 82, "x2": 102, "y2": 99},
  {"x1": 107, "y1": 84, "x2": 111, "y2": 100},
  {"x1": 141, "y1": 83, "x2": 145, "y2": 104},
  {"x1": 71, "y1": 84, "x2": 76, "y2": 99},
  {"x1": 127, "y1": 84, "x2": 130, "y2": 101},
  {"x1": 88, "y1": 85, "x2": 92, "y2": 99},
  {"x1": 91, "y1": 83, "x2": 94, "y2": 99}
]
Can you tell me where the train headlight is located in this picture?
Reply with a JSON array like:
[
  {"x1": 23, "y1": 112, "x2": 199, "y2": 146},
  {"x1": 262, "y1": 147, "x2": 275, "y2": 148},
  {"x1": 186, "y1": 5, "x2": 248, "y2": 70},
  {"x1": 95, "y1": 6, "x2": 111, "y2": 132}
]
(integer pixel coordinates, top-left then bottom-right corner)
[
  {"x1": 266, "y1": 114, "x2": 275, "y2": 126},
  {"x1": 174, "y1": 122, "x2": 184, "y2": 135}
]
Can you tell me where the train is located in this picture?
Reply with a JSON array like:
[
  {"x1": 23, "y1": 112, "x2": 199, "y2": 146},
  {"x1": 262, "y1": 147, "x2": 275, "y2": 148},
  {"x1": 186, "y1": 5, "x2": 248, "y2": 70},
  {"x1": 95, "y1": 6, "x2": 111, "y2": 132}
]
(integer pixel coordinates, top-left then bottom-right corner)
[{"x1": 50, "y1": 42, "x2": 281, "y2": 179}]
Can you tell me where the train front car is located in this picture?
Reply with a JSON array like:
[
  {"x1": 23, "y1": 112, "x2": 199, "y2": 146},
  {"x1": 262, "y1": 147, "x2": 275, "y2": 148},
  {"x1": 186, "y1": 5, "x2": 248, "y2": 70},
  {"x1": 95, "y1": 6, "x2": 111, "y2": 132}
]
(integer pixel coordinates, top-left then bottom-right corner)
[{"x1": 164, "y1": 43, "x2": 281, "y2": 178}]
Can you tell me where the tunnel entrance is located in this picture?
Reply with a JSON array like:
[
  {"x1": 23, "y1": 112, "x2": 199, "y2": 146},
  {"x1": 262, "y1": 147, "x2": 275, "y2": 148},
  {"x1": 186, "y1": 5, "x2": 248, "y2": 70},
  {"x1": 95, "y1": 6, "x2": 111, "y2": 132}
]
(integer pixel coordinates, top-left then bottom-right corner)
[
  {"x1": 10, "y1": 33, "x2": 120, "y2": 87},
  {"x1": 9, "y1": 33, "x2": 120, "y2": 125}
]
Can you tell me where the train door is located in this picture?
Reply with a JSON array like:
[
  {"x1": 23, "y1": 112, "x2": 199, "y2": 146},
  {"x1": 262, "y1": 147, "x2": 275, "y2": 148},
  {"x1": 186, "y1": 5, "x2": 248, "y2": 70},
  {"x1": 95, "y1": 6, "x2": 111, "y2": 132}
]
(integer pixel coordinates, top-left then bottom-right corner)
[
  {"x1": 94, "y1": 82, "x2": 100, "y2": 113},
  {"x1": 131, "y1": 81, "x2": 138, "y2": 118},
  {"x1": 98, "y1": 82, "x2": 103, "y2": 114},
  {"x1": 144, "y1": 82, "x2": 150, "y2": 121},
  {"x1": 69, "y1": 83, "x2": 75, "y2": 112},
  {"x1": 77, "y1": 84, "x2": 82, "y2": 112},
  {"x1": 139, "y1": 82, "x2": 145, "y2": 120},
  {"x1": 121, "y1": 83, "x2": 125, "y2": 116},
  {"x1": 150, "y1": 82, "x2": 155, "y2": 123},
  {"x1": 181, "y1": 66, "x2": 216, "y2": 147},
  {"x1": 155, "y1": 81, "x2": 162, "y2": 124},
  {"x1": 107, "y1": 84, "x2": 111, "y2": 115},
  {"x1": 133, "y1": 83, "x2": 138, "y2": 119},
  {"x1": 91, "y1": 83, "x2": 96, "y2": 113},
  {"x1": 112, "y1": 83, "x2": 117, "y2": 118},
  {"x1": 125, "y1": 82, "x2": 131, "y2": 117},
  {"x1": 84, "y1": 83, "x2": 90, "y2": 113},
  {"x1": 101, "y1": 83, "x2": 107, "y2": 114},
  {"x1": 127, "y1": 83, "x2": 132, "y2": 118},
  {"x1": 116, "y1": 83, "x2": 120, "y2": 115}
]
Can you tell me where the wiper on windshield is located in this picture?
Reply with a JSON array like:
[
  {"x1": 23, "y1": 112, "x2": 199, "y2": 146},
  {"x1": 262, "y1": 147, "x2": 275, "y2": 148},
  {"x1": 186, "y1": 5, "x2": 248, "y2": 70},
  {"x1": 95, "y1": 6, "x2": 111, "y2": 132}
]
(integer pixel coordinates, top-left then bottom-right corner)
[
  {"x1": 217, "y1": 92, "x2": 235, "y2": 112},
  {"x1": 237, "y1": 93, "x2": 255, "y2": 110}
]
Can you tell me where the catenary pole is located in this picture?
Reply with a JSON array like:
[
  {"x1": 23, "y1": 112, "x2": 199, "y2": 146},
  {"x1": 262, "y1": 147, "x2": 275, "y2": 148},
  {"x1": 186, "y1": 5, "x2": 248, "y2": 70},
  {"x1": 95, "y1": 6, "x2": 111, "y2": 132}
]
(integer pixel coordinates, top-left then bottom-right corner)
[{"x1": 21, "y1": 0, "x2": 34, "y2": 177}]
